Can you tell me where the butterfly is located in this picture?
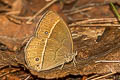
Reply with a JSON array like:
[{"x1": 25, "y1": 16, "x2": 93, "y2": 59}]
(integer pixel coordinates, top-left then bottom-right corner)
[{"x1": 24, "y1": 11, "x2": 76, "y2": 72}]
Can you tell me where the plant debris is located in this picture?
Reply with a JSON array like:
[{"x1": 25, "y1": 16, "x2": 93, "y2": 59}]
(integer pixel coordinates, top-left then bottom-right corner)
[{"x1": 0, "y1": 0, "x2": 120, "y2": 79}]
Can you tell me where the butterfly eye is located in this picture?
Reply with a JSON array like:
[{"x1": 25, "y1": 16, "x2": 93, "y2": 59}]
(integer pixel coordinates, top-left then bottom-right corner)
[
  {"x1": 45, "y1": 31, "x2": 48, "y2": 34},
  {"x1": 35, "y1": 58, "x2": 39, "y2": 61}
]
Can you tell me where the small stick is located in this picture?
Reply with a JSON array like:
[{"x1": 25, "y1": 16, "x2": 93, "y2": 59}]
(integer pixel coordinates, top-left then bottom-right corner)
[
  {"x1": 24, "y1": 75, "x2": 31, "y2": 80},
  {"x1": 87, "y1": 74, "x2": 99, "y2": 80},
  {"x1": 69, "y1": 18, "x2": 119, "y2": 27},
  {"x1": 0, "y1": 69, "x2": 20, "y2": 78},
  {"x1": 7, "y1": 15, "x2": 32, "y2": 20},
  {"x1": 74, "y1": 18, "x2": 118, "y2": 24},
  {"x1": 65, "y1": 7, "x2": 93, "y2": 15},
  {"x1": 96, "y1": 60, "x2": 120, "y2": 63},
  {"x1": 69, "y1": 23, "x2": 120, "y2": 27},
  {"x1": 26, "y1": 0, "x2": 58, "y2": 24},
  {"x1": 110, "y1": 2, "x2": 120, "y2": 22},
  {"x1": 63, "y1": 2, "x2": 106, "y2": 13},
  {"x1": 90, "y1": 72, "x2": 116, "y2": 80}
]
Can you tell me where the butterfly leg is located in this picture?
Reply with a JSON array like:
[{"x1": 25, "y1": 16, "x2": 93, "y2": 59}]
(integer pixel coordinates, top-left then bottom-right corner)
[
  {"x1": 59, "y1": 54, "x2": 68, "y2": 70},
  {"x1": 73, "y1": 57, "x2": 77, "y2": 67},
  {"x1": 60, "y1": 63, "x2": 65, "y2": 70},
  {"x1": 72, "y1": 51, "x2": 78, "y2": 67}
]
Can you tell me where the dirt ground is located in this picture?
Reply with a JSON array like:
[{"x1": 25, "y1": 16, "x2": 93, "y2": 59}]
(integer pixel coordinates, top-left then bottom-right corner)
[{"x1": 0, "y1": 0, "x2": 120, "y2": 80}]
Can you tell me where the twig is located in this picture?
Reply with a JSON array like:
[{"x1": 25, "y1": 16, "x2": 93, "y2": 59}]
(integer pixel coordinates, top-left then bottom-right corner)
[
  {"x1": 69, "y1": 23, "x2": 120, "y2": 27},
  {"x1": 69, "y1": 18, "x2": 119, "y2": 27},
  {"x1": 0, "y1": 69, "x2": 20, "y2": 78},
  {"x1": 63, "y1": 2, "x2": 107, "y2": 13},
  {"x1": 96, "y1": 60, "x2": 120, "y2": 63},
  {"x1": 87, "y1": 74, "x2": 99, "y2": 80},
  {"x1": 68, "y1": 18, "x2": 120, "y2": 27},
  {"x1": 24, "y1": 75, "x2": 31, "y2": 80},
  {"x1": 90, "y1": 72, "x2": 116, "y2": 80},
  {"x1": 87, "y1": 65, "x2": 116, "y2": 80},
  {"x1": 110, "y1": 2, "x2": 120, "y2": 22},
  {"x1": 65, "y1": 7, "x2": 93, "y2": 15},
  {"x1": 7, "y1": 15, "x2": 32, "y2": 20},
  {"x1": 73, "y1": 18, "x2": 118, "y2": 24},
  {"x1": 26, "y1": 0, "x2": 58, "y2": 24}
]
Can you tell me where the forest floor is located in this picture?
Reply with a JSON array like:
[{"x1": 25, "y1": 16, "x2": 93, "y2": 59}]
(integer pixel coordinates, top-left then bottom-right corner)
[{"x1": 0, "y1": 0, "x2": 120, "y2": 80}]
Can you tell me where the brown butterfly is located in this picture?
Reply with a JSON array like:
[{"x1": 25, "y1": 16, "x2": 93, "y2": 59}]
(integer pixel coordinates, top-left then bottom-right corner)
[{"x1": 24, "y1": 11, "x2": 76, "y2": 72}]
